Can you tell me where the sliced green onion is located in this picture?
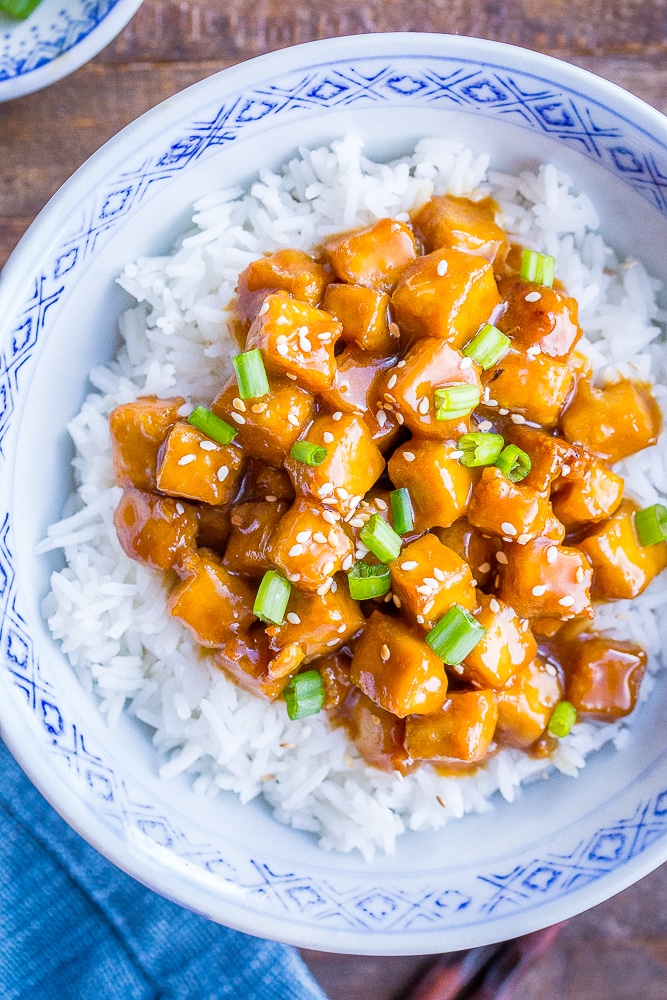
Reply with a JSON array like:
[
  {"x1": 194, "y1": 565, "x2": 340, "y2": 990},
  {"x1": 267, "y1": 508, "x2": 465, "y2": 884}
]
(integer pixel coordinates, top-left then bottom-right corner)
[
  {"x1": 462, "y1": 324, "x2": 511, "y2": 370},
  {"x1": 0, "y1": 0, "x2": 42, "y2": 18},
  {"x1": 425, "y1": 604, "x2": 486, "y2": 665},
  {"x1": 496, "y1": 444, "x2": 532, "y2": 482},
  {"x1": 187, "y1": 405, "x2": 238, "y2": 445},
  {"x1": 359, "y1": 514, "x2": 402, "y2": 564},
  {"x1": 434, "y1": 384, "x2": 481, "y2": 421},
  {"x1": 634, "y1": 504, "x2": 667, "y2": 547},
  {"x1": 548, "y1": 700, "x2": 577, "y2": 738},
  {"x1": 253, "y1": 570, "x2": 291, "y2": 625},
  {"x1": 232, "y1": 348, "x2": 270, "y2": 400},
  {"x1": 390, "y1": 488, "x2": 414, "y2": 535},
  {"x1": 458, "y1": 432, "x2": 504, "y2": 468},
  {"x1": 290, "y1": 440, "x2": 327, "y2": 466},
  {"x1": 348, "y1": 561, "x2": 391, "y2": 600},
  {"x1": 284, "y1": 670, "x2": 325, "y2": 720},
  {"x1": 520, "y1": 249, "x2": 556, "y2": 287}
]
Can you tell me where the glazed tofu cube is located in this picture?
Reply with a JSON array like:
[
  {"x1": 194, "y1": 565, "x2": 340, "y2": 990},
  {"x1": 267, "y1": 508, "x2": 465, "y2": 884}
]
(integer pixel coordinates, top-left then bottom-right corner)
[
  {"x1": 347, "y1": 689, "x2": 417, "y2": 775},
  {"x1": 460, "y1": 594, "x2": 537, "y2": 689},
  {"x1": 495, "y1": 657, "x2": 563, "y2": 749},
  {"x1": 413, "y1": 194, "x2": 509, "y2": 271},
  {"x1": 433, "y1": 517, "x2": 500, "y2": 588},
  {"x1": 195, "y1": 504, "x2": 232, "y2": 555},
  {"x1": 241, "y1": 459, "x2": 295, "y2": 503},
  {"x1": 244, "y1": 291, "x2": 341, "y2": 392},
  {"x1": 328, "y1": 346, "x2": 397, "y2": 416},
  {"x1": 269, "y1": 498, "x2": 354, "y2": 591},
  {"x1": 404, "y1": 690, "x2": 498, "y2": 763},
  {"x1": 169, "y1": 549, "x2": 255, "y2": 645},
  {"x1": 577, "y1": 500, "x2": 667, "y2": 599},
  {"x1": 482, "y1": 348, "x2": 574, "y2": 427},
  {"x1": 156, "y1": 422, "x2": 243, "y2": 506},
  {"x1": 377, "y1": 338, "x2": 481, "y2": 439},
  {"x1": 499, "y1": 537, "x2": 593, "y2": 621},
  {"x1": 551, "y1": 460, "x2": 624, "y2": 527},
  {"x1": 495, "y1": 276, "x2": 582, "y2": 358},
  {"x1": 284, "y1": 412, "x2": 385, "y2": 518},
  {"x1": 560, "y1": 377, "x2": 662, "y2": 463},
  {"x1": 350, "y1": 611, "x2": 448, "y2": 717},
  {"x1": 467, "y1": 467, "x2": 555, "y2": 542},
  {"x1": 213, "y1": 628, "x2": 294, "y2": 700},
  {"x1": 391, "y1": 247, "x2": 500, "y2": 348},
  {"x1": 387, "y1": 439, "x2": 475, "y2": 532},
  {"x1": 211, "y1": 375, "x2": 315, "y2": 468},
  {"x1": 317, "y1": 652, "x2": 354, "y2": 709},
  {"x1": 224, "y1": 500, "x2": 289, "y2": 577},
  {"x1": 266, "y1": 584, "x2": 364, "y2": 661},
  {"x1": 323, "y1": 282, "x2": 396, "y2": 355},
  {"x1": 236, "y1": 248, "x2": 330, "y2": 324},
  {"x1": 565, "y1": 637, "x2": 647, "y2": 720},
  {"x1": 109, "y1": 396, "x2": 185, "y2": 491},
  {"x1": 324, "y1": 218, "x2": 417, "y2": 293},
  {"x1": 113, "y1": 487, "x2": 198, "y2": 573},
  {"x1": 503, "y1": 423, "x2": 588, "y2": 496},
  {"x1": 390, "y1": 533, "x2": 476, "y2": 629}
]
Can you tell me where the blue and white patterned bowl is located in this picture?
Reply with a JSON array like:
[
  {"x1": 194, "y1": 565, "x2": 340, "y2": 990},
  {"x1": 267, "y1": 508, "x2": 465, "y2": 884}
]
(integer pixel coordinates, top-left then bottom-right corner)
[
  {"x1": 0, "y1": 0, "x2": 143, "y2": 101},
  {"x1": 1, "y1": 34, "x2": 667, "y2": 954}
]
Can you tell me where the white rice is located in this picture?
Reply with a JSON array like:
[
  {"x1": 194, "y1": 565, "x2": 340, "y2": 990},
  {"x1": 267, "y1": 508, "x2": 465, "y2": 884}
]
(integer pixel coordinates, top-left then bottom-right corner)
[{"x1": 38, "y1": 136, "x2": 667, "y2": 858}]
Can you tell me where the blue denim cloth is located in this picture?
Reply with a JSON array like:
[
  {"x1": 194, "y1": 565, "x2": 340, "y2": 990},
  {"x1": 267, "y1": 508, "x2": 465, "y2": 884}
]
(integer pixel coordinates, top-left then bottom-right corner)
[{"x1": 0, "y1": 740, "x2": 328, "y2": 1000}]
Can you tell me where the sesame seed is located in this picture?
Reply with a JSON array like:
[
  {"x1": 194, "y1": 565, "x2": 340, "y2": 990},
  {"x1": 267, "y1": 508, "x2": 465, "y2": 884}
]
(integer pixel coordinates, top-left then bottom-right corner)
[
  {"x1": 252, "y1": 401, "x2": 268, "y2": 413},
  {"x1": 486, "y1": 398, "x2": 498, "y2": 406},
  {"x1": 384, "y1": 392, "x2": 397, "y2": 404},
  {"x1": 416, "y1": 614, "x2": 424, "y2": 624},
  {"x1": 286, "y1": 612, "x2": 301, "y2": 625},
  {"x1": 276, "y1": 343, "x2": 288, "y2": 356},
  {"x1": 349, "y1": 517, "x2": 364, "y2": 528},
  {"x1": 517, "y1": 533, "x2": 531, "y2": 545},
  {"x1": 400, "y1": 560, "x2": 418, "y2": 571},
  {"x1": 423, "y1": 599, "x2": 434, "y2": 615},
  {"x1": 501, "y1": 521, "x2": 517, "y2": 535},
  {"x1": 231, "y1": 412, "x2": 246, "y2": 424},
  {"x1": 559, "y1": 595, "x2": 575, "y2": 607},
  {"x1": 337, "y1": 623, "x2": 347, "y2": 633},
  {"x1": 287, "y1": 414, "x2": 300, "y2": 426},
  {"x1": 546, "y1": 545, "x2": 558, "y2": 564},
  {"x1": 460, "y1": 357, "x2": 473, "y2": 370},
  {"x1": 332, "y1": 411, "x2": 343, "y2": 421},
  {"x1": 478, "y1": 562, "x2": 491, "y2": 574},
  {"x1": 322, "y1": 510, "x2": 338, "y2": 524},
  {"x1": 317, "y1": 579, "x2": 333, "y2": 596},
  {"x1": 424, "y1": 577, "x2": 439, "y2": 588},
  {"x1": 525, "y1": 291, "x2": 542, "y2": 302},
  {"x1": 510, "y1": 414, "x2": 526, "y2": 425},
  {"x1": 396, "y1": 413, "x2": 405, "y2": 425},
  {"x1": 217, "y1": 466, "x2": 229, "y2": 482},
  {"x1": 375, "y1": 498, "x2": 388, "y2": 511},
  {"x1": 342, "y1": 554, "x2": 354, "y2": 570},
  {"x1": 175, "y1": 503, "x2": 185, "y2": 515},
  {"x1": 177, "y1": 454, "x2": 196, "y2": 465},
  {"x1": 403, "y1": 451, "x2": 416, "y2": 463},
  {"x1": 326, "y1": 638, "x2": 339, "y2": 646},
  {"x1": 437, "y1": 259, "x2": 448, "y2": 276},
  {"x1": 377, "y1": 410, "x2": 387, "y2": 428},
  {"x1": 296, "y1": 530, "x2": 312, "y2": 543},
  {"x1": 232, "y1": 397, "x2": 246, "y2": 412},
  {"x1": 258, "y1": 301, "x2": 270, "y2": 317},
  {"x1": 288, "y1": 573, "x2": 301, "y2": 582},
  {"x1": 453, "y1": 664, "x2": 464, "y2": 675},
  {"x1": 389, "y1": 323, "x2": 400, "y2": 339},
  {"x1": 478, "y1": 419, "x2": 493, "y2": 432},
  {"x1": 433, "y1": 568, "x2": 445, "y2": 582},
  {"x1": 418, "y1": 396, "x2": 430, "y2": 414},
  {"x1": 322, "y1": 560, "x2": 336, "y2": 575},
  {"x1": 393, "y1": 595, "x2": 402, "y2": 608},
  {"x1": 532, "y1": 584, "x2": 547, "y2": 596},
  {"x1": 496, "y1": 551, "x2": 509, "y2": 565},
  {"x1": 489, "y1": 598, "x2": 500, "y2": 614},
  {"x1": 312, "y1": 531, "x2": 327, "y2": 543},
  {"x1": 380, "y1": 644, "x2": 391, "y2": 661},
  {"x1": 545, "y1": 663, "x2": 558, "y2": 676},
  {"x1": 449, "y1": 450, "x2": 464, "y2": 459},
  {"x1": 327, "y1": 529, "x2": 339, "y2": 545},
  {"x1": 498, "y1": 408, "x2": 509, "y2": 416},
  {"x1": 199, "y1": 440, "x2": 218, "y2": 451},
  {"x1": 288, "y1": 544, "x2": 304, "y2": 557},
  {"x1": 470, "y1": 578, "x2": 477, "y2": 587},
  {"x1": 335, "y1": 487, "x2": 349, "y2": 500},
  {"x1": 417, "y1": 584, "x2": 433, "y2": 596},
  {"x1": 396, "y1": 359, "x2": 406, "y2": 368},
  {"x1": 285, "y1": 372, "x2": 298, "y2": 381},
  {"x1": 265, "y1": 495, "x2": 277, "y2": 502},
  {"x1": 323, "y1": 431, "x2": 334, "y2": 444},
  {"x1": 317, "y1": 332, "x2": 331, "y2": 342},
  {"x1": 561, "y1": 464, "x2": 571, "y2": 476},
  {"x1": 387, "y1": 373, "x2": 398, "y2": 390}
]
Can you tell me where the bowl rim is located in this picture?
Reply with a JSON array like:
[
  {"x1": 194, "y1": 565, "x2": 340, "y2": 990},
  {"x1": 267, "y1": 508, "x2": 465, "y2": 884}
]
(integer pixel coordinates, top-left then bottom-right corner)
[{"x1": 2, "y1": 31, "x2": 667, "y2": 955}]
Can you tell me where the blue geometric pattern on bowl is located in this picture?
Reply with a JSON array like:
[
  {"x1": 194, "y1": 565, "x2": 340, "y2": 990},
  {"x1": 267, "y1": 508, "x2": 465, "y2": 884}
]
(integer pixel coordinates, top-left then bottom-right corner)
[
  {"x1": 1, "y1": 49, "x2": 667, "y2": 943},
  {"x1": 0, "y1": 0, "x2": 121, "y2": 82}
]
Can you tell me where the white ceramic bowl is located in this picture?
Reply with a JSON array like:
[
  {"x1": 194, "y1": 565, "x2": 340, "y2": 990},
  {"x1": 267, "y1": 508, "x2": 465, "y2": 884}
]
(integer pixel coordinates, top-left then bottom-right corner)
[
  {"x1": 1, "y1": 33, "x2": 666, "y2": 956},
  {"x1": 0, "y1": 0, "x2": 143, "y2": 101}
]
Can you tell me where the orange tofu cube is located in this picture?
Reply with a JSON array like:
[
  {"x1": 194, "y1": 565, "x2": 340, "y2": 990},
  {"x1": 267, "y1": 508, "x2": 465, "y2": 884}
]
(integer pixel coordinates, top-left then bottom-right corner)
[
  {"x1": 211, "y1": 375, "x2": 314, "y2": 468},
  {"x1": 284, "y1": 412, "x2": 385, "y2": 518},
  {"x1": 241, "y1": 460, "x2": 295, "y2": 503},
  {"x1": 495, "y1": 657, "x2": 563, "y2": 749},
  {"x1": 503, "y1": 424, "x2": 588, "y2": 496},
  {"x1": 551, "y1": 460, "x2": 624, "y2": 527},
  {"x1": 266, "y1": 584, "x2": 364, "y2": 661},
  {"x1": 482, "y1": 348, "x2": 574, "y2": 427},
  {"x1": 377, "y1": 338, "x2": 481, "y2": 439},
  {"x1": 345, "y1": 689, "x2": 416, "y2": 775},
  {"x1": 350, "y1": 611, "x2": 448, "y2": 717},
  {"x1": 390, "y1": 533, "x2": 476, "y2": 629},
  {"x1": 224, "y1": 500, "x2": 289, "y2": 577},
  {"x1": 467, "y1": 466, "x2": 555, "y2": 542},
  {"x1": 236, "y1": 248, "x2": 330, "y2": 324},
  {"x1": 324, "y1": 218, "x2": 417, "y2": 293},
  {"x1": 387, "y1": 439, "x2": 476, "y2": 532},
  {"x1": 560, "y1": 377, "x2": 662, "y2": 463},
  {"x1": 565, "y1": 637, "x2": 647, "y2": 720},
  {"x1": 577, "y1": 500, "x2": 667, "y2": 599},
  {"x1": 195, "y1": 504, "x2": 232, "y2": 555},
  {"x1": 328, "y1": 346, "x2": 397, "y2": 416},
  {"x1": 413, "y1": 195, "x2": 509, "y2": 271},
  {"x1": 499, "y1": 537, "x2": 593, "y2": 621},
  {"x1": 244, "y1": 291, "x2": 341, "y2": 392},
  {"x1": 113, "y1": 487, "x2": 198, "y2": 574},
  {"x1": 213, "y1": 628, "x2": 293, "y2": 700},
  {"x1": 109, "y1": 396, "x2": 185, "y2": 491},
  {"x1": 322, "y1": 282, "x2": 397, "y2": 354},
  {"x1": 269, "y1": 498, "x2": 354, "y2": 591},
  {"x1": 460, "y1": 594, "x2": 537, "y2": 689},
  {"x1": 495, "y1": 276, "x2": 582, "y2": 358},
  {"x1": 433, "y1": 517, "x2": 500, "y2": 588},
  {"x1": 169, "y1": 549, "x2": 255, "y2": 645},
  {"x1": 404, "y1": 689, "x2": 498, "y2": 763},
  {"x1": 391, "y1": 247, "x2": 500, "y2": 348},
  {"x1": 156, "y1": 422, "x2": 243, "y2": 506}
]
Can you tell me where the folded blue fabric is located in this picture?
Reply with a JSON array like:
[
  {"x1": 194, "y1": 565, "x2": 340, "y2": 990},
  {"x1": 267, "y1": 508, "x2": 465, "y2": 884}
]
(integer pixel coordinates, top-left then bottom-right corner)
[{"x1": 0, "y1": 739, "x2": 328, "y2": 1000}]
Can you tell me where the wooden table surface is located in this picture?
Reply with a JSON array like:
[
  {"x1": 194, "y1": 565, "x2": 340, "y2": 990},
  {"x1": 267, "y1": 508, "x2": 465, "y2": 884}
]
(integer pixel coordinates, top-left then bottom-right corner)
[{"x1": 1, "y1": 2, "x2": 666, "y2": 997}]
